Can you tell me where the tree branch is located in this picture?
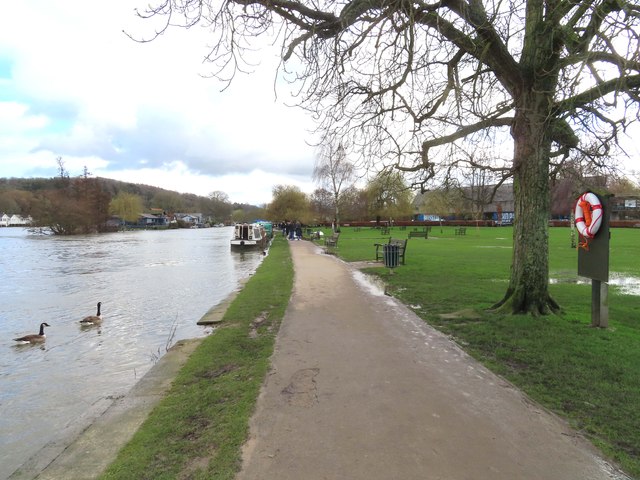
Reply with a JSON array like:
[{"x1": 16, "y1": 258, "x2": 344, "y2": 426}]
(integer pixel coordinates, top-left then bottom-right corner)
[{"x1": 555, "y1": 74, "x2": 640, "y2": 113}]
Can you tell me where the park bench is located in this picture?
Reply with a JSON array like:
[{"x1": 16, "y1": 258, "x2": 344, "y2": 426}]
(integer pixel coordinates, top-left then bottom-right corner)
[
  {"x1": 408, "y1": 229, "x2": 428, "y2": 239},
  {"x1": 455, "y1": 227, "x2": 467, "y2": 236},
  {"x1": 380, "y1": 227, "x2": 390, "y2": 235},
  {"x1": 324, "y1": 232, "x2": 340, "y2": 253},
  {"x1": 374, "y1": 237, "x2": 408, "y2": 265}
]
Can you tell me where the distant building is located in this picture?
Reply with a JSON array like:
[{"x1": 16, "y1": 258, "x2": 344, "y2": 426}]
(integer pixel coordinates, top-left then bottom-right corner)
[
  {"x1": 413, "y1": 183, "x2": 640, "y2": 224},
  {"x1": 0, "y1": 213, "x2": 32, "y2": 227},
  {"x1": 611, "y1": 195, "x2": 640, "y2": 221},
  {"x1": 412, "y1": 184, "x2": 515, "y2": 224},
  {"x1": 482, "y1": 184, "x2": 516, "y2": 225},
  {"x1": 174, "y1": 213, "x2": 204, "y2": 227},
  {"x1": 137, "y1": 213, "x2": 169, "y2": 228}
]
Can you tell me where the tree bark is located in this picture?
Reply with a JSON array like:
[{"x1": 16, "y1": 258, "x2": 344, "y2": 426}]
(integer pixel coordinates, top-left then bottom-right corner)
[{"x1": 491, "y1": 90, "x2": 560, "y2": 315}]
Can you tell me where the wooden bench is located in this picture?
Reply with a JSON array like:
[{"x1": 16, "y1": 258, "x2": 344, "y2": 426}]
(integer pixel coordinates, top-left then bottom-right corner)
[
  {"x1": 374, "y1": 237, "x2": 408, "y2": 265},
  {"x1": 455, "y1": 227, "x2": 467, "y2": 236},
  {"x1": 408, "y1": 229, "x2": 428, "y2": 239},
  {"x1": 324, "y1": 232, "x2": 340, "y2": 252}
]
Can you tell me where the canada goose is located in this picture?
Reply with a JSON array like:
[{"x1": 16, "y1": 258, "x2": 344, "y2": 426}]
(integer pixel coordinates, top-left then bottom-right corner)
[
  {"x1": 14, "y1": 322, "x2": 50, "y2": 344},
  {"x1": 80, "y1": 302, "x2": 102, "y2": 325}
]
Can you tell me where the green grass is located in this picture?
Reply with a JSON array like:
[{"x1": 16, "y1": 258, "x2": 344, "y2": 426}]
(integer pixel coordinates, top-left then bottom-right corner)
[
  {"x1": 100, "y1": 236, "x2": 294, "y2": 480},
  {"x1": 320, "y1": 225, "x2": 640, "y2": 478}
]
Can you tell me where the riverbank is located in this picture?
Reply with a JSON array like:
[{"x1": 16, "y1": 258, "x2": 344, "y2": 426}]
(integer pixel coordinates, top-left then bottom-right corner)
[
  {"x1": 10, "y1": 338, "x2": 203, "y2": 479},
  {"x1": 10, "y1": 282, "x2": 253, "y2": 479},
  {"x1": 10, "y1": 237, "x2": 290, "y2": 480}
]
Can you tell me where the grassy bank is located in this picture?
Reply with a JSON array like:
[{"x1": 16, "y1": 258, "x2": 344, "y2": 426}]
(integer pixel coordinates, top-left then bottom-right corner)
[
  {"x1": 100, "y1": 236, "x2": 293, "y2": 480},
  {"x1": 322, "y1": 225, "x2": 640, "y2": 478}
]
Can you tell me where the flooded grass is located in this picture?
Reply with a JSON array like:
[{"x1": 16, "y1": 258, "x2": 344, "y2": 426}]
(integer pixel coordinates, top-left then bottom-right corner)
[{"x1": 550, "y1": 273, "x2": 639, "y2": 295}]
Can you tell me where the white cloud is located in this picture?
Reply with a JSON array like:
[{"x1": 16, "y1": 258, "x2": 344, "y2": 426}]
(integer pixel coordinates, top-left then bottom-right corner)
[
  {"x1": 0, "y1": 0, "x2": 319, "y2": 205},
  {"x1": 102, "y1": 163, "x2": 314, "y2": 206}
]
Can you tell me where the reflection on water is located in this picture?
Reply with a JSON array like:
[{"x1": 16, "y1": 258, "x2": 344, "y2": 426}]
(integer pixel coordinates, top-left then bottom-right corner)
[{"x1": 0, "y1": 227, "x2": 264, "y2": 478}]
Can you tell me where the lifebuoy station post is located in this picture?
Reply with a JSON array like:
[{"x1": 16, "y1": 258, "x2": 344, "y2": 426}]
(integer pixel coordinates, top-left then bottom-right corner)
[{"x1": 576, "y1": 193, "x2": 612, "y2": 328}]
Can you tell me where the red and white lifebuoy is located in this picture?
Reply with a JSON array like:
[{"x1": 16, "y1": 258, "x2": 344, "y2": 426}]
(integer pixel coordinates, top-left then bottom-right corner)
[{"x1": 574, "y1": 192, "x2": 602, "y2": 239}]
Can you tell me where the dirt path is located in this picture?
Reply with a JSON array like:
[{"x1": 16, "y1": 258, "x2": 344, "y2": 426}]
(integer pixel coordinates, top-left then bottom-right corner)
[{"x1": 237, "y1": 240, "x2": 626, "y2": 480}]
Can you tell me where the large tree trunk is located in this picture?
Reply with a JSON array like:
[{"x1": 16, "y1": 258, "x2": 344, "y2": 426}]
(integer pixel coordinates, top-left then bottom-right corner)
[{"x1": 491, "y1": 91, "x2": 560, "y2": 315}]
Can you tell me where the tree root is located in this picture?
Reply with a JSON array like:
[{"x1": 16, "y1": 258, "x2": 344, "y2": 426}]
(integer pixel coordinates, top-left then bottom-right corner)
[{"x1": 490, "y1": 287, "x2": 561, "y2": 316}]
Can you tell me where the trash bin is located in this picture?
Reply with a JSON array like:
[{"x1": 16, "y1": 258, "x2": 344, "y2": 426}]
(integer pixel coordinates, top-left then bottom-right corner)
[{"x1": 383, "y1": 243, "x2": 399, "y2": 268}]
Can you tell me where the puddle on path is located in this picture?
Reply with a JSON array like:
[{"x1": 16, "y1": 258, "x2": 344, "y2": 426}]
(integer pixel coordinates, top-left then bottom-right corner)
[{"x1": 351, "y1": 269, "x2": 387, "y2": 297}]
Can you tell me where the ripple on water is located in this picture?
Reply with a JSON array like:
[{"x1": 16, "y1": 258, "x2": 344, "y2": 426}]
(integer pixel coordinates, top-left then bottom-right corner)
[{"x1": 0, "y1": 227, "x2": 265, "y2": 478}]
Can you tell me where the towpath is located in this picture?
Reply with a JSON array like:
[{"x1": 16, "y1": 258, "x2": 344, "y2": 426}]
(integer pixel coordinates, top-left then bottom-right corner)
[{"x1": 237, "y1": 239, "x2": 626, "y2": 480}]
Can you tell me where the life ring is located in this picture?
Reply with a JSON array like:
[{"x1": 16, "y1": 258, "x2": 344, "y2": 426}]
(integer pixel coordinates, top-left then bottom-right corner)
[{"x1": 574, "y1": 192, "x2": 602, "y2": 239}]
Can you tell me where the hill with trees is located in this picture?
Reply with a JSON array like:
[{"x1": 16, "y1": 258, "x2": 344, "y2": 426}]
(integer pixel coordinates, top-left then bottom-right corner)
[{"x1": 0, "y1": 175, "x2": 262, "y2": 234}]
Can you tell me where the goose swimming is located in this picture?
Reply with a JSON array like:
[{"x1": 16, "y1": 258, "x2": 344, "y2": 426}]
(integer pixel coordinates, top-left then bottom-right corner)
[
  {"x1": 80, "y1": 302, "x2": 102, "y2": 325},
  {"x1": 14, "y1": 322, "x2": 50, "y2": 344}
]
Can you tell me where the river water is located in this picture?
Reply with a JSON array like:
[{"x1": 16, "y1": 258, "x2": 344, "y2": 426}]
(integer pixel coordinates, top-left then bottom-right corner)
[{"x1": 0, "y1": 227, "x2": 265, "y2": 479}]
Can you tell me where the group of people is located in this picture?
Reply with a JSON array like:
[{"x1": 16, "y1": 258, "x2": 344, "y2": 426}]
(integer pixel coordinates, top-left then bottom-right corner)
[{"x1": 279, "y1": 220, "x2": 303, "y2": 240}]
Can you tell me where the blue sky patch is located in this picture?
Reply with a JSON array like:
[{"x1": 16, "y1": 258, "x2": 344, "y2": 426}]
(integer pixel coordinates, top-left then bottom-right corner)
[{"x1": 0, "y1": 57, "x2": 12, "y2": 79}]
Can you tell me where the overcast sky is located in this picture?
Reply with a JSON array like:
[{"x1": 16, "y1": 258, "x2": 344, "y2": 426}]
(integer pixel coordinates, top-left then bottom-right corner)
[
  {"x1": 0, "y1": 1, "x2": 319, "y2": 206},
  {"x1": 2, "y1": 2, "x2": 638, "y2": 208}
]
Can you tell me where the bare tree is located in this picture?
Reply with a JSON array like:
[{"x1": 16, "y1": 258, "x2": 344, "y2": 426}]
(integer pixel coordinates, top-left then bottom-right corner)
[
  {"x1": 310, "y1": 187, "x2": 335, "y2": 223},
  {"x1": 138, "y1": 0, "x2": 640, "y2": 314},
  {"x1": 340, "y1": 185, "x2": 370, "y2": 221},
  {"x1": 208, "y1": 190, "x2": 233, "y2": 222},
  {"x1": 313, "y1": 140, "x2": 355, "y2": 231},
  {"x1": 208, "y1": 191, "x2": 230, "y2": 203},
  {"x1": 55, "y1": 156, "x2": 68, "y2": 179},
  {"x1": 453, "y1": 152, "x2": 506, "y2": 220}
]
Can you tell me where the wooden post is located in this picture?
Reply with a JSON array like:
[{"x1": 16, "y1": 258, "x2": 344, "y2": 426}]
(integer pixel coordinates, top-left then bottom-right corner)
[
  {"x1": 570, "y1": 210, "x2": 576, "y2": 249},
  {"x1": 591, "y1": 280, "x2": 609, "y2": 328}
]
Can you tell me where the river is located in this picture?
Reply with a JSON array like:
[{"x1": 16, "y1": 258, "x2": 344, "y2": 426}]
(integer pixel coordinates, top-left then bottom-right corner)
[{"x1": 0, "y1": 226, "x2": 265, "y2": 479}]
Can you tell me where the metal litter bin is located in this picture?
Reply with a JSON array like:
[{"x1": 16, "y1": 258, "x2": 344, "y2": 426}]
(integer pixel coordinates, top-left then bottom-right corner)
[{"x1": 383, "y1": 243, "x2": 399, "y2": 268}]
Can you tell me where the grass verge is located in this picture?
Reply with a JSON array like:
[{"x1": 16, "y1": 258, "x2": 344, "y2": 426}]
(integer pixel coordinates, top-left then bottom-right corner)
[
  {"x1": 320, "y1": 225, "x2": 640, "y2": 478},
  {"x1": 100, "y1": 236, "x2": 293, "y2": 480}
]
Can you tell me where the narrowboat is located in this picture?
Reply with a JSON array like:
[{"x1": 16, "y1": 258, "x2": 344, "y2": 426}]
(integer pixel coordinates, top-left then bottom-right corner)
[{"x1": 230, "y1": 223, "x2": 268, "y2": 250}]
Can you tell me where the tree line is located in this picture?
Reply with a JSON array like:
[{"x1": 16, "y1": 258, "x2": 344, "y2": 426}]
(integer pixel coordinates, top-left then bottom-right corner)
[
  {"x1": 0, "y1": 173, "x2": 260, "y2": 235},
  {"x1": 268, "y1": 171, "x2": 414, "y2": 226}
]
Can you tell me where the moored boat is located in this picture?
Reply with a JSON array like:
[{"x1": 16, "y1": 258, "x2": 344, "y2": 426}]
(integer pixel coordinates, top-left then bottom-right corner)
[{"x1": 230, "y1": 223, "x2": 268, "y2": 250}]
